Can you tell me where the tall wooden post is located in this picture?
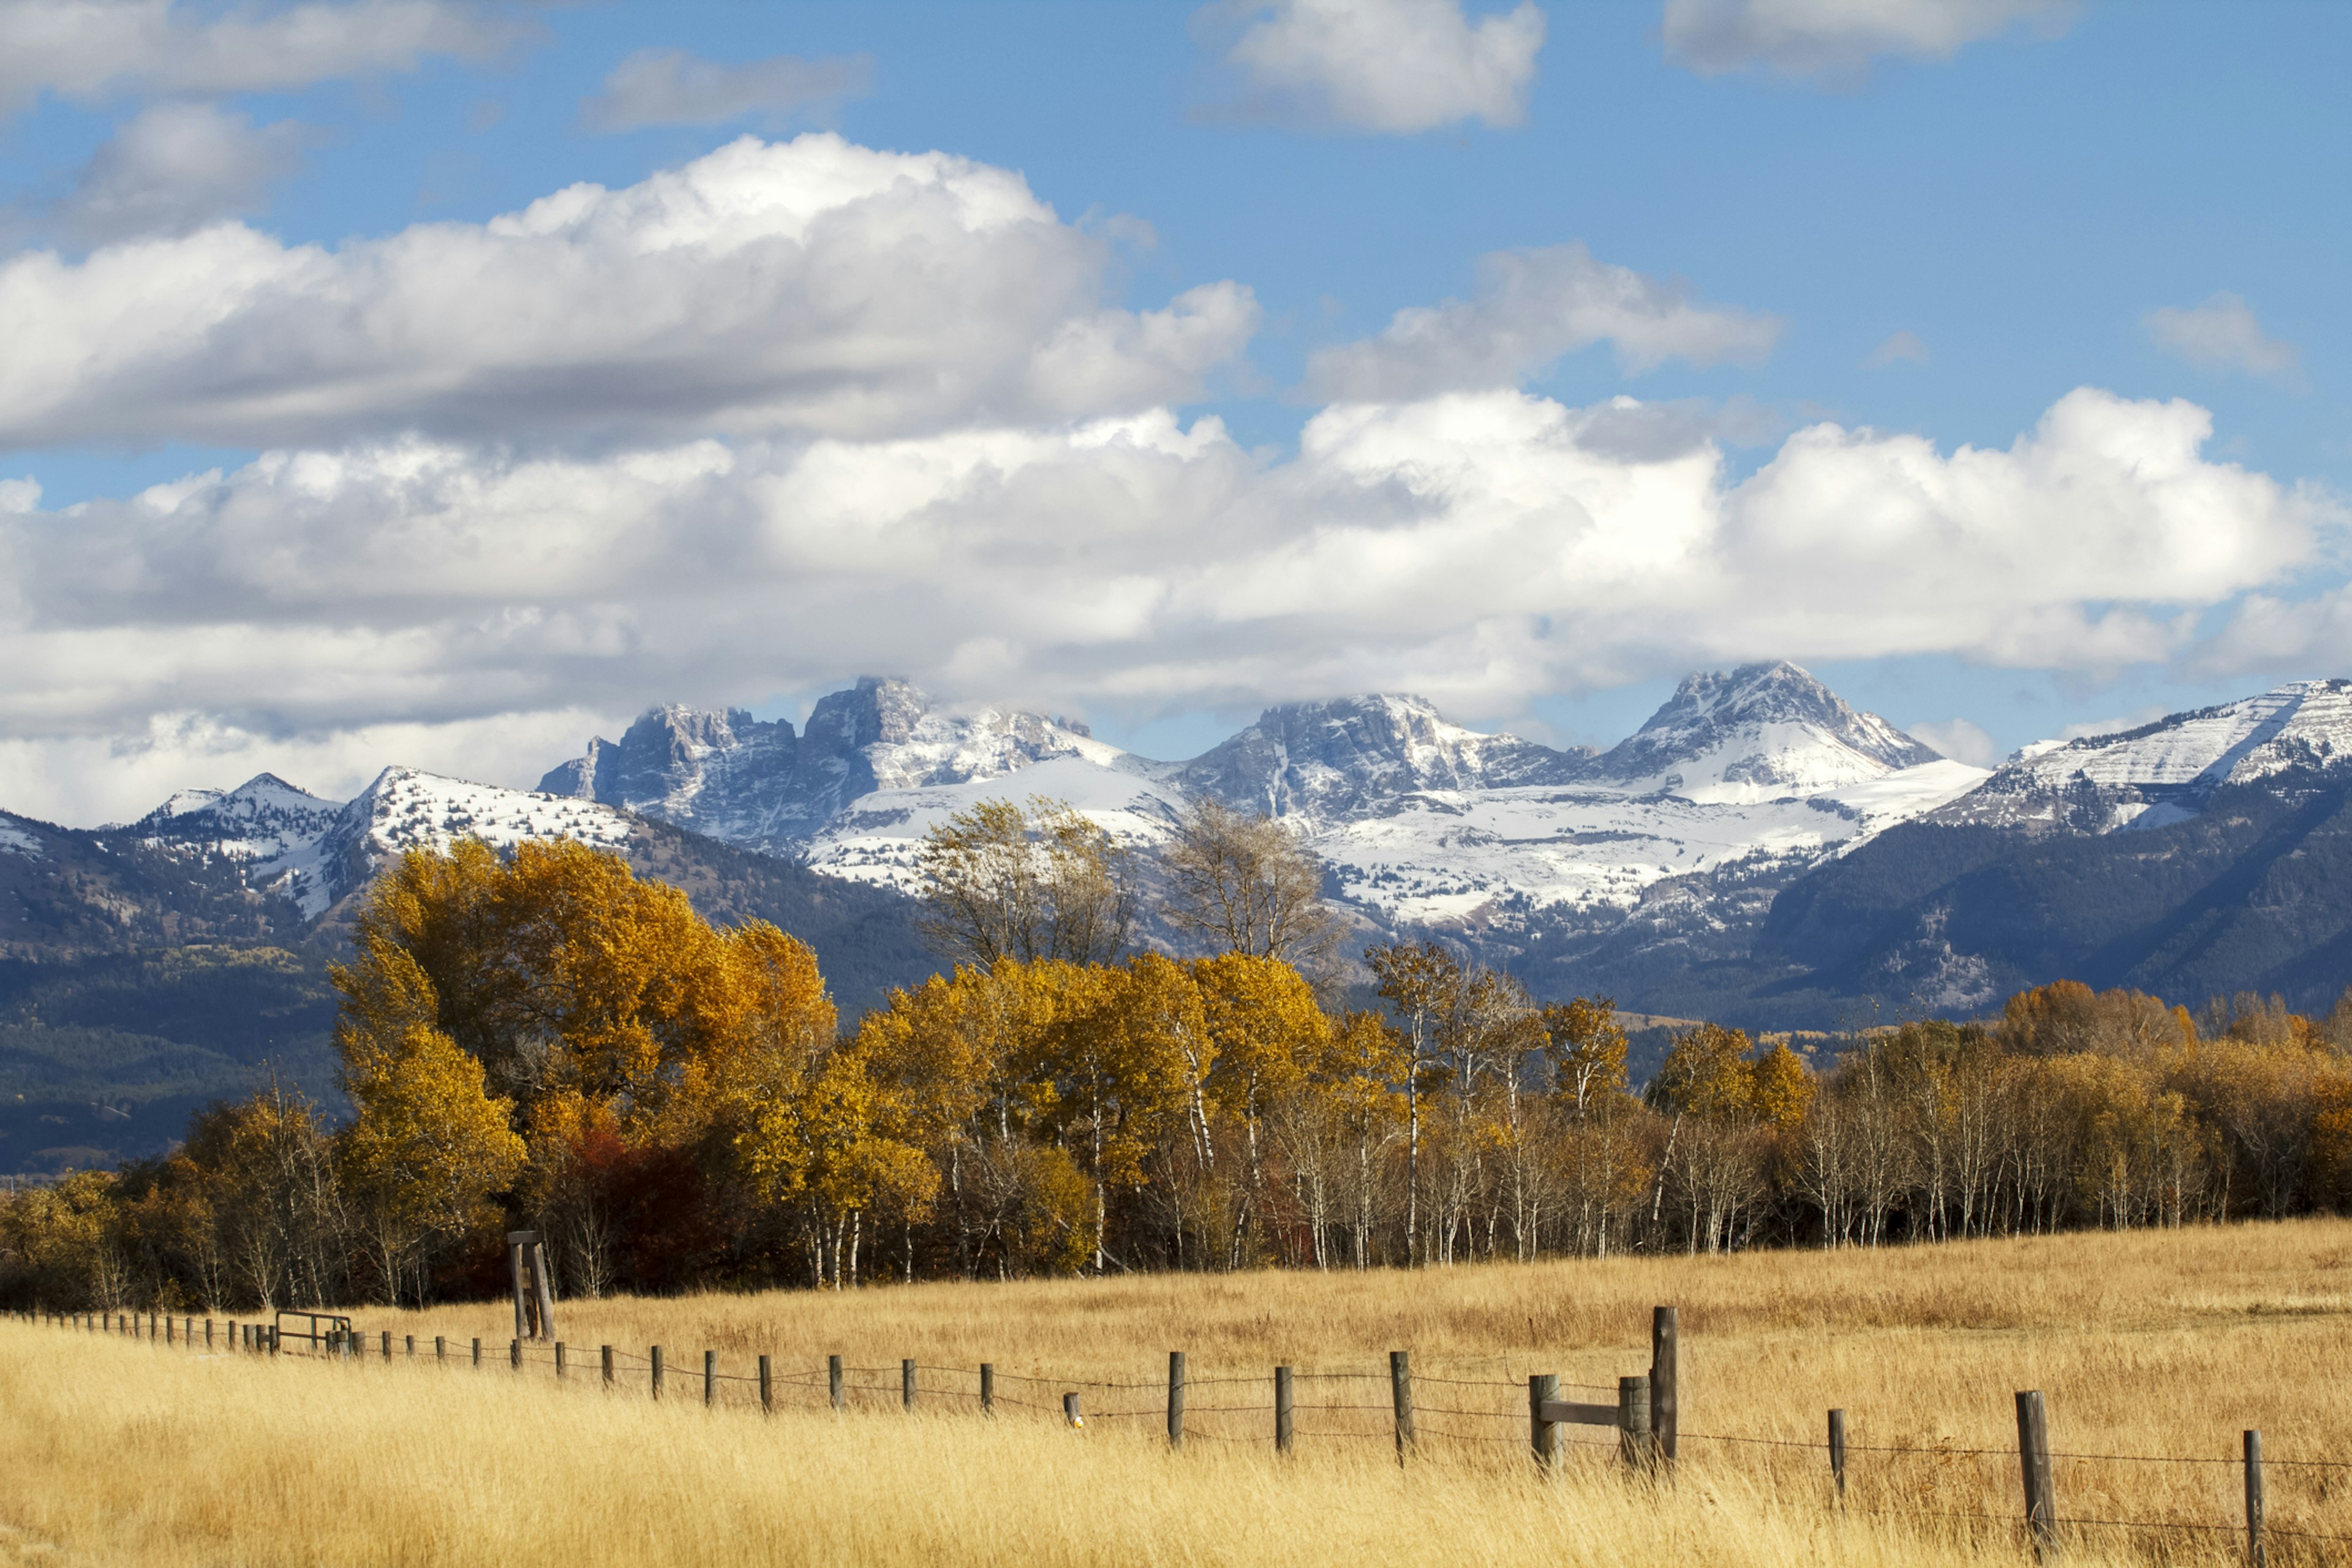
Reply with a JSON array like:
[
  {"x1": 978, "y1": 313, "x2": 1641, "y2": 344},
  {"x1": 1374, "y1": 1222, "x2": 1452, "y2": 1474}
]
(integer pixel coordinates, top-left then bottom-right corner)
[
  {"x1": 2015, "y1": 1390, "x2": 2057, "y2": 1562},
  {"x1": 1167, "y1": 1351, "x2": 1186, "y2": 1449},
  {"x1": 2245, "y1": 1430, "x2": 2266, "y2": 1568},
  {"x1": 1618, "y1": 1375, "x2": 1653, "y2": 1471},
  {"x1": 1390, "y1": 1351, "x2": 1415, "y2": 1463},
  {"x1": 531, "y1": 1240, "x2": 556, "y2": 1343},
  {"x1": 1650, "y1": 1306, "x2": 1678, "y2": 1468},
  {"x1": 1529, "y1": 1374, "x2": 1561, "y2": 1471},
  {"x1": 508, "y1": 1230, "x2": 531, "y2": 1343},
  {"x1": 1828, "y1": 1409, "x2": 1847, "y2": 1508},
  {"x1": 1275, "y1": 1366, "x2": 1294, "y2": 1455}
]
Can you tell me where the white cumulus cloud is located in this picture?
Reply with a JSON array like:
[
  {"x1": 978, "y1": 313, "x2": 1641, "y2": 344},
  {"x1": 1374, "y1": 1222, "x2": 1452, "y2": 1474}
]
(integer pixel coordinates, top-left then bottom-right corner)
[
  {"x1": 2145, "y1": 293, "x2": 2301, "y2": 382},
  {"x1": 1307, "y1": 243, "x2": 1781, "y2": 399},
  {"x1": 0, "y1": 133, "x2": 1260, "y2": 450},
  {"x1": 0, "y1": 0, "x2": 524, "y2": 116},
  {"x1": 582, "y1": 48, "x2": 872, "y2": 132},
  {"x1": 0, "y1": 385, "x2": 2332, "y2": 824},
  {"x1": 1663, "y1": 0, "x2": 2074, "y2": 81},
  {"x1": 1201, "y1": 0, "x2": 1545, "y2": 133},
  {"x1": 58, "y1": 100, "x2": 307, "y2": 245}
]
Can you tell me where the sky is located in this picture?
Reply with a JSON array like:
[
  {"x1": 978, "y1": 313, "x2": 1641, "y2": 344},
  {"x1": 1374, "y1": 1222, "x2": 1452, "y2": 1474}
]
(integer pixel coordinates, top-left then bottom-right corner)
[{"x1": 0, "y1": 0, "x2": 2347, "y2": 825}]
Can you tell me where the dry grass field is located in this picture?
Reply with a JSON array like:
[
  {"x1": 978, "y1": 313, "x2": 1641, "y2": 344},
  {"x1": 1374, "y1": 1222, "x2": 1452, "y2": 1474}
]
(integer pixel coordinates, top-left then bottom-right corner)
[{"x1": 4, "y1": 1220, "x2": 2351, "y2": 1566}]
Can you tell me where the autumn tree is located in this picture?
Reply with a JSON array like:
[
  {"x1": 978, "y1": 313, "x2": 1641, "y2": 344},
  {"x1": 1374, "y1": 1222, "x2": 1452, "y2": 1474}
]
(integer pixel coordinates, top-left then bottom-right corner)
[
  {"x1": 1162, "y1": 796, "x2": 1338, "y2": 968},
  {"x1": 916, "y1": 796, "x2": 1134, "y2": 968}
]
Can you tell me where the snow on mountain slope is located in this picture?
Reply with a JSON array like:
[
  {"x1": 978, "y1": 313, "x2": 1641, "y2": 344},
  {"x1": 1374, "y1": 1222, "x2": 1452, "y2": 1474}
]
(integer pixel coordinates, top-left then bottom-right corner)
[
  {"x1": 1172, "y1": 693, "x2": 1588, "y2": 823},
  {"x1": 1588, "y1": 662, "x2": 1942, "y2": 803},
  {"x1": 1319, "y1": 760, "x2": 1989, "y2": 927},
  {"x1": 538, "y1": 679, "x2": 1125, "y2": 854},
  {"x1": 131, "y1": 772, "x2": 343, "y2": 859},
  {"x1": 1934, "y1": 679, "x2": 2352, "y2": 834},
  {"x1": 805, "y1": 755, "x2": 1186, "y2": 893},
  {"x1": 257, "y1": 767, "x2": 636, "y2": 918},
  {"x1": 0, "y1": 816, "x2": 42, "y2": 857}
]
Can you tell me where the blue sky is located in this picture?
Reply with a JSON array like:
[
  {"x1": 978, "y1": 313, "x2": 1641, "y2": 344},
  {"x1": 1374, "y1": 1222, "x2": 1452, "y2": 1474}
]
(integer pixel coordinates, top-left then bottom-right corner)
[{"x1": 0, "y1": 0, "x2": 2345, "y2": 821}]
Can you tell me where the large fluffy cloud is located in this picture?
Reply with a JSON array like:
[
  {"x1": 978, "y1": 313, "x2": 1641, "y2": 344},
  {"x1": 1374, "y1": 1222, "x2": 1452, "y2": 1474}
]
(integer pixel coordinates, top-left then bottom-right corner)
[
  {"x1": 0, "y1": 0, "x2": 522, "y2": 115},
  {"x1": 1662, "y1": 0, "x2": 2072, "y2": 80},
  {"x1": 1, "y1": 384, "x2": 2333, "y2": 823},
  {"x1": 0, "y1": 133, "x2": 1260, "y2": 449},
  {"x1": 1200, "y1": 0, "x2": 1545, "y2": 133},
  {"x1": 1306, "y1": 243, "x2": 1781, "y2": 398}
]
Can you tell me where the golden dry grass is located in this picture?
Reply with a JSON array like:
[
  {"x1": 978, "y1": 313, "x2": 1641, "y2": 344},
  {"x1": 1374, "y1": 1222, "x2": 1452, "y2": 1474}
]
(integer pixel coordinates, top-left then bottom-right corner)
[{"x1": 6, "y1": 1220, "x2": 2352, "y2": 1566}]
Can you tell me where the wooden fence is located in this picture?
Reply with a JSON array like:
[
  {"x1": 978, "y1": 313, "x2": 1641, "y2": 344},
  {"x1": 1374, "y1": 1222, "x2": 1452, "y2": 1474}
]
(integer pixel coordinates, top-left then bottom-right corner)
[{"x1": 14, "y1": 1305, "x2": 2350, "y2": 1564}]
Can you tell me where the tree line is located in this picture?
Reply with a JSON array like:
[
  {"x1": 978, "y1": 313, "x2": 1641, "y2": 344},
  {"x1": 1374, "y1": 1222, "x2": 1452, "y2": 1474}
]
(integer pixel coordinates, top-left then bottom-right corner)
[{"x1": 4, "y1": 795, "x2": 2351, "y2": 1311}]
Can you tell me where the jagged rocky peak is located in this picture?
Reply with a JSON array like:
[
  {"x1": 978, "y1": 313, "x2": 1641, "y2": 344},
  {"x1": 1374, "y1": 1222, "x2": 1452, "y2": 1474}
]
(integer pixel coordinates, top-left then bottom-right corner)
[
  {"x1": 533, "y1": 678, "x2": 1114, "y2": 853},
  {"x1": 1934, "y1": 678, "x2": 2352, "y2": 835},
  {"x1": 1175, "y1": 693, "x2": 1592, "y2": 821},
  {"x1": 1591, "y1": 661, "x2": 1943, "y2": 803}
]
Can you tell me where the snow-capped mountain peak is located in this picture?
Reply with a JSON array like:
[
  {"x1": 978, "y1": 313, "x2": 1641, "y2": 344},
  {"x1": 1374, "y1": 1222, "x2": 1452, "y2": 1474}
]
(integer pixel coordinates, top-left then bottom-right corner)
[
  {"x1": 1589, "y1": 660, "x2": 1943, "y2": 804},
  {"x1": 1936, "y1": 678, "x2": 2352, "y2": 834},
  {"x1": 131, "y1": 772, "x2": 344, "y2": 859},
  {"x1": 1173, "y1": 693, "x2": 1591, "y2": 822}
]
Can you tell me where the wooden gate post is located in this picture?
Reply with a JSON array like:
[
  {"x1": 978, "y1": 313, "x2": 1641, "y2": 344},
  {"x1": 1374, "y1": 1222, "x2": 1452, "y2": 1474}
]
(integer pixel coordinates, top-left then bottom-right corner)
[
  {"x1": 1390, "y1": 1351, "x2": 1415, "y2": 1462},
  {"x1": 1167, "y1": 1351, "x2": 1186, "y2": 1450},
  {"x1": 2245, "y1": 1430, "x2": 2266, "y2": 1568},
  {"x1": 1618, "y1": 1375, "x2": 1653, "y2": 1472},
  {"x1": 1275, "y1": 1366, "x2": 1294, "y2": 1455},
  {"x1": 1529, "y1": 1374, "x2": 1561, "y2": 1471},
  {"x1": 1828, "y1": 1409, "x2": 1848, "y2": 1508},
  {"x1": 2015, "y1": 1390, "x2": 2057, "y2": 1562}
]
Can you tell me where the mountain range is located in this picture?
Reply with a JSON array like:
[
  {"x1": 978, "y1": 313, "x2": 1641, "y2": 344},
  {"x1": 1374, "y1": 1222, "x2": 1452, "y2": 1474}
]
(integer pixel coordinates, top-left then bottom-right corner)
[{"x1": 9, "y1": 660, "x2": 2352, "y2": 1170}]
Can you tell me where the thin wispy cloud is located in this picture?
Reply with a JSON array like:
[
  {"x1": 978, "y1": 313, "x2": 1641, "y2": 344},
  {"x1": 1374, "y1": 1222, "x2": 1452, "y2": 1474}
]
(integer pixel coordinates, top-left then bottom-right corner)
[
  {"x1": 582, "y1": 48, "x2": 873, "y2": 132},
  {"x1": 1307, "y1": 243, "x2": 1781, "y2": 399},
  {"x1": 1663, "y1": 0, "x2": 2075, "y2": 82},
  {"x1": 1864, "y1": 330, "x2": 1930, "y2": 369},
  {"x1": 1197, "y1": 0, "x2": 1545, "y2": 134},
  {"x1": 2145, "y1": 292, "x2": 2302, "y2": 383}
]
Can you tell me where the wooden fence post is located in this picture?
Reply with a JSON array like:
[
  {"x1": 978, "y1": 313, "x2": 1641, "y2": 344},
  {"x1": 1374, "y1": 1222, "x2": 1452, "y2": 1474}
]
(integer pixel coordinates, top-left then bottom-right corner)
[
  {"x1": 530, "y1": 1241, "x2": 556, "y2": 1345},
  {"x1": 1529, "y1": 1374, "x2": 1561, "y2": 1471},
  {"x1": 1618, "y1": 1375, "x2": 1653, "y2": 1472},
  {"x1": 1167, "y1": 1351, "x2": 1186, "y2": 1450},
  {"x1": 1063, "y1": 1392, "x2": 1083, "y2": 1428},
  {"x1": 510, "y1": 1338, "x2": 521, "y2": 1371},
  {"x1": 405, "y1": 1335, "x2": 415, "y2": 1360},
  {"x1": 554, "y1": 1342, "x2": 567, "y2": 1379},
  {"x1": 979, "y1": 1363, "x2": 993, "y2": 1415},
  {"x1": 472, "y1": 1336, "x2": 481, "y2": 1368},
  {"x1": 829, "y1": 1354, "x2": 844, "y2": 1411},
  {"x1": 381, "y1": 1330, "x2": 391, "y2": 1362},
  {"x1": 1390, "y1": 1351, "x2": 1415, "y2": 1463},
  {"x1": 703, "y1": 1351, "x2": 717, "y2": 1407},
  {"x1": 1275, "y1": 1366, "x2": 1293, "y2": 1455},
  {"x1": 508, "y1": 1231, "x2": 530, "y2": 1343},
  {"x1": 902, "y1": 1359, "x2": 916, "y2": 1412},
  {"x1": 165, "y1": 1315, "x2": 173, "y2": 1346},
  {"x1": 1651, "y1": 1306, "x2": 1678, "y2": 1469},
  {"x1": 601, "y1": 1345, "x2": 614, "y2": 1387},
  {"x1": 760, "y1": 1355, "x2": 773, "y2": 1414},
  {"x1": 205, "y1": 1319, "x2": 213, "y2": 1350},
  {"x1": 434, "y1": 1335, "x2": 445, "y2": 1363},
  {"x1": 1828, "y1": 1408, "x2": 1847, "y2": 1508},
  {"x1": 2015, "y1": 1390, "x2": 2057, "y2": 1562},
  {"x1": 650, "y1": 1346, "x2": 664, "y2": 1400},
  {"x1": 2245, "y1": 1429, "x2": 2265, "y2": 1568}
]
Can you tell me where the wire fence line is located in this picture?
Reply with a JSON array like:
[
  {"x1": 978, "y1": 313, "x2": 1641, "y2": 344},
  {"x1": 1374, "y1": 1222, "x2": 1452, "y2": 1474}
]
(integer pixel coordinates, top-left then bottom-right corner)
[{"x1": 16, "y1": 1307, "x2": 2350, "y2": 1562}]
